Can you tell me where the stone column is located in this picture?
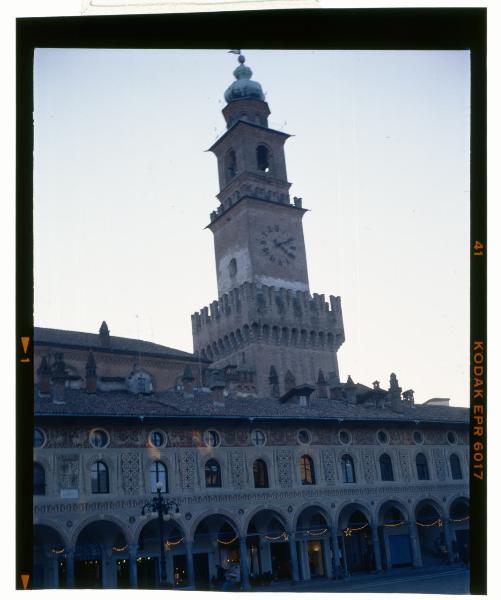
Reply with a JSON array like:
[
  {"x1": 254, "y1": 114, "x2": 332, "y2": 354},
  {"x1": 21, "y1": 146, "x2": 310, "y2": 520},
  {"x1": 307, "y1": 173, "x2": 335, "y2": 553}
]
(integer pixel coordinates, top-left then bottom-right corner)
[
  {"x1": 167, "y1": 552, "x2": 174, "y2": 586},
  {"x1": 442, "y1": 521, "x2": 454, "y2": 565},
  {"x1": 50, "y1": 555, "x2": 58, "y2": 588},
  {"x1": 102, "y1": 546, "x2": 114, "y2": 588},
  {"x1": 371, "y1": 528, "x2": 382, "y2": 573},
  {"x1": 299, "y1": 540, "x2": 310, "y2": 580},
  {"x1": 185, "y1": 541, "x2": 195, "y2": 588},
  {"x1": 66, "y1": 549, "x2": 75, "y2": 589},
  {"x1": 322, "y1": 538, "x2": 333, "y2": 578},
  {"x1": 408, "y1": 522, "x2": 423, "y2": 567},
  {"x1": 239, "y1": 536, "x2": 251, "y2": 590},
  {"x1": 383, "y1": 530, "x2": 392, "y2": 569},
  {"x1": 129, "y1": 546, "x2": 138, "y2": 589},
  {"x1": 288, "y1": 533, "x2": 300, "y2": 583},
  {"x1": 330, "y1": 530, "x2": 341, "y2": 579},
  {"x1": 340, "y1": 533, "x2": 350, "y2": 577}
]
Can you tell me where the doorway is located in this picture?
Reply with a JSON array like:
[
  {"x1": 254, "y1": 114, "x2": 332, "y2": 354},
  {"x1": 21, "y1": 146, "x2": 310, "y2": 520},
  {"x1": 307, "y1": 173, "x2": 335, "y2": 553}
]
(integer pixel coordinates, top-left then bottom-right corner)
[{"x1": 194, "y1": 552, "x2": 210, "y2": 590}]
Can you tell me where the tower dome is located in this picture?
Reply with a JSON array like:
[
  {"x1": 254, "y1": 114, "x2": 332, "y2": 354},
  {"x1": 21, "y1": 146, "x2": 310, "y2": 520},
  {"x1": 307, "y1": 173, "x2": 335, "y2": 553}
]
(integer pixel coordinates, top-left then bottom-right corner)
[{"x1": 224, "y1": 54, "x2": 265, "y2": 103}]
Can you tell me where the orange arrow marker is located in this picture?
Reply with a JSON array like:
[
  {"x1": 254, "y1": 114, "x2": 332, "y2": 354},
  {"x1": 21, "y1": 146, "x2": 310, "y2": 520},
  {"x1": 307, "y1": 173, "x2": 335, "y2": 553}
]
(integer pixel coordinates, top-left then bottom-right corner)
[
  {"x1": 20, "y1": 336, "x2": 30, "y2": 363},
  {"x1": 21, "y1": 574, "x2": 30, "y2": 589}
]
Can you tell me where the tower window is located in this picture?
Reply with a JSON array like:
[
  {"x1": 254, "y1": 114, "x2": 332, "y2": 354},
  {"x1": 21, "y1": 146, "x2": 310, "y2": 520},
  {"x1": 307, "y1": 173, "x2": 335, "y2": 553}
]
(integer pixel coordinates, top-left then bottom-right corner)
[
  {"x1": 256, "y1": 145, "x2": 270, "y2": 173},
  {"x1": 253, "y1": 459, "x2": 269, "y2": 488},
  {"x1": 91, "y1": 461, "x2": 109, "y2": 494},
  {"x1": 229, "y1": 258, "x2": 237, "y2": 277},
  {"x1": 226, "y1": 149, "x2": 237, "y2": 182},
  {"x1": 416, "y1": 453, "x2": 430, "y2": 480},
  {"x1": 379, "y1": 453, "x2": 394, "y2": 481},
  {"x1": 205, "y1": 459, "x2": 222, "y2": 488},
  {"x1": 341, "y1": 454, "x2": 356, "y2": 483},
  {"x1": 150, "y1": 461, "x2": 168, "y2": 493},
  {"x1": 300, "y1": 455, "x2": 316, "y2": 485}
]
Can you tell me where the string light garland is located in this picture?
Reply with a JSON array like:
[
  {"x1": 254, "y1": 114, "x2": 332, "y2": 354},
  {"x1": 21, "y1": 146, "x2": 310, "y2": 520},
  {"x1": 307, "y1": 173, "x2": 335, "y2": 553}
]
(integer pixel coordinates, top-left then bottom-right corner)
[
  {"x1": 113, "y1": 544, "x2": 129, "y2": 552},
  {"x1": 217, "y1": 535, "x2": 239, "y2": 545},
  {"x1": 416, "y1": 519, "x2": 442, "y2": 528},
  {"x1": 344, "y1": 523, "x2": 368, "y2": 537},
  {"x1": 306, "y1": 528, "x2": 328, "y2": 536},
  {"x1": 52, "y1": 547, "x2": 65, "y2": 554},
  {"x1": 165, "y1": 537, "x2": 184, "y2": 549},
  {"x1": 265, "y1": 532, "x2": 289, "y2": 542},
  {"x1": 383, "y1": 521, "x2": 405, "y2": 528},
  {"x1": 450, "y1": 516, "x2": 469, "y2": 523}
]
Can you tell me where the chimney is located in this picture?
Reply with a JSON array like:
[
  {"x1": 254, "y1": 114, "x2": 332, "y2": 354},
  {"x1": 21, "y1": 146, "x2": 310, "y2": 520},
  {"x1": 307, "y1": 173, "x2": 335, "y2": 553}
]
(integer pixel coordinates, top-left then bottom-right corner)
[
  {"x1": 99, "y1": 321, "x2": 110, "y2": 347},
  {"x1": 269, "y1": 365, "x2": 280, "y2": 398},
  {"x1": 389, "y1": 373, "x2": 403, "y2": 413},
  {"x1": 51, "y1": 352, "x2": 67, "y2": 404},
  {"x1": 86, "y1": 352, "x2": 97, "y2": 393},
  {"x1": 182, "y1": 365, "x2": 195, "y2": 394},
  {"x1": 328, "y1": 372, "x2": 343, "y2": 401},
  {"x1": 37, "y1": 356, "x2": 51, "y2": 395},
  {"x1": 345, "y1": 375, "x2": 357, "y2": 404},
  {"x1": 209, "y1": 370, "x2": 225, "y2": 408},
  {"x1": 402, "y1": 389, "x2": 415, "y2": 405},
  {"x1": 317, "y1": 369, "x2": 328, "y2": 399}
]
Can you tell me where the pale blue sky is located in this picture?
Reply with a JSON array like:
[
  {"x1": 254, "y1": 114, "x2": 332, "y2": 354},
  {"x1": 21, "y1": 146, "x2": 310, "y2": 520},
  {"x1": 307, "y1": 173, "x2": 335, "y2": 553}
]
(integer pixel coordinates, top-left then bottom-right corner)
[{"x1": 33, "y1": 48, "x2": 470, "y2": 406}]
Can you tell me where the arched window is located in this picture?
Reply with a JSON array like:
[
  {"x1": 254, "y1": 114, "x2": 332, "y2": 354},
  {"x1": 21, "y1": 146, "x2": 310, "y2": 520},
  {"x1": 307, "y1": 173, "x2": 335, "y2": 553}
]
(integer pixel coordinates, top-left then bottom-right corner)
[
  {"x1": 256, "y1": 145, "x2": 270, "y2": 172},
  {"x1": 226, "y1": 149, "x2": 237, "y2": 182},
  {"x1": 379, "y1": 453, "x2": 394, "y2": 481},
  {"x1": 205, "y1": 459, "x2": 222, "y2": 488},
  {"x1": 416, "y1": 453, "x2": 430, "y2": 480},
  {"x1": 91, "y1": 461, "x2": 109, "y2": 494},
  {"x1": 300, "y1": 455, "x2": 316, "y2": 485},
  {"x1": 253, "y1": 459, "x2": 269, "y2": 488},
  {"x1": 150, "y1": 461, "x2": 168, "y2": 493},
  {"x1": 33, "y1": 462, "x2": 46, "y2": 496},
  {"x1": 450, "y1": 454, "x2": 462, "y2": 480},
  {"x1": 341, "y1": 454, "x2": 356, "y2": 483}
]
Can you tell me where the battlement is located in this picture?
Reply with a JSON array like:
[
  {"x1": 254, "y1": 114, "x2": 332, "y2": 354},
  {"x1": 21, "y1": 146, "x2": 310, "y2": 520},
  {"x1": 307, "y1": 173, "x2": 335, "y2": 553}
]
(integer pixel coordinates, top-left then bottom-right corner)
[{"x1": 192, "y1": 282, "x2": 344, "y2": 361}]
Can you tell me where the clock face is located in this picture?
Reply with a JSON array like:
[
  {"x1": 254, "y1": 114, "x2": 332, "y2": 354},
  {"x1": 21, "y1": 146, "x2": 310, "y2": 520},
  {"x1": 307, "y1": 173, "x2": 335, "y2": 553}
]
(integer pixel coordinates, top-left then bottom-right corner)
[{"x1": 258, "y1": 224, "x2": 297, "y2": 266}]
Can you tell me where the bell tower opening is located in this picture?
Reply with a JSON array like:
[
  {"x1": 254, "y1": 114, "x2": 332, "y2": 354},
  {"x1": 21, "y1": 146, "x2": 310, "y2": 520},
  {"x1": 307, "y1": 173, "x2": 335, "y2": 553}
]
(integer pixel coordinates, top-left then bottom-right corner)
[{"x1": 256, "y1": 145, "x2": 270, "y2": 173}]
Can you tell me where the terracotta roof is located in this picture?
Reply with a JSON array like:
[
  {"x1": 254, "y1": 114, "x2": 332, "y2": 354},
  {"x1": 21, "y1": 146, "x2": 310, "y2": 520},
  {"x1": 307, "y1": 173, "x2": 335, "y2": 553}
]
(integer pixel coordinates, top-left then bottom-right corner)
[
  {"x1": 34, "y1": 387, "x2": 469, "y2": 425},
  {"x1": 34, "y1": 327, "x2": 208, "y2": 363}
]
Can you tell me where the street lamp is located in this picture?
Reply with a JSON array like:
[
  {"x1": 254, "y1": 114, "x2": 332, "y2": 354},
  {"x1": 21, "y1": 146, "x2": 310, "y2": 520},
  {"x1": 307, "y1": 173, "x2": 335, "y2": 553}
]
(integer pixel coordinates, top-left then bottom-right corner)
[{"x1": 141, "y1": 481, "x2": 181, "y2": 588}]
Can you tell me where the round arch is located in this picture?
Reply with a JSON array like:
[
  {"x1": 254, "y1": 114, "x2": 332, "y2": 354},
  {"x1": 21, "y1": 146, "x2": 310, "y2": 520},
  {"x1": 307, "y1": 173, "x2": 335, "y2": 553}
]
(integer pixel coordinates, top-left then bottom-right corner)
[
  {"x1": 414, "y1": 498, "x2": 447, "y2": 567},
  {"x1": 33, "y1": 523, "x2": 68, "y2": 589},
  {"x1": 245, "y1": 508, "x2": 293, "y2": 582},
  {"x1": 293, "y1": 502, "x2": 332, "y2": 532},
  {"x1": 335, "y1": 502, "x2": 376, "y2": 575},
  {"x1": 335, "y1": 500, "x2": 375, "y2": 529},
  {"x1": 376, "y1": 499, "x2": 410, "y2": 525},
  {"x1": 447, "y1": 495, "x2": 469, "y2": 519},
  {"x1": 70, "y1": 514, "x2": 131, "y2": 548},
  {"x1": 188, "y1": 509, "x2": 241, "y2": 541},
  {"x1": 132, "y1": 514, "x2": 187, "y2": 547},
  {"x1": 414, "y1": 497, "x2": 445, "y2": 521}
]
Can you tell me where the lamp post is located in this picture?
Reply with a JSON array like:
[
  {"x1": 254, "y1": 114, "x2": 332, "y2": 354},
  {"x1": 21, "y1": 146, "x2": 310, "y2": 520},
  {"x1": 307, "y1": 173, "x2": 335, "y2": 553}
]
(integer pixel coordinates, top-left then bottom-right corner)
[{"x1": 141, "y1": 481, "x2": 181, "y2": 588}]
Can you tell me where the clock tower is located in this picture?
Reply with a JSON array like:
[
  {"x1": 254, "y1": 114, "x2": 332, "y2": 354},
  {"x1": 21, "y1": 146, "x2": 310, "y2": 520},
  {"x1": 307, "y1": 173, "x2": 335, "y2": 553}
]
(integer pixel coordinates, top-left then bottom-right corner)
[{"x1": 192, "y1": 54, "x2": 345, "y2": 396}]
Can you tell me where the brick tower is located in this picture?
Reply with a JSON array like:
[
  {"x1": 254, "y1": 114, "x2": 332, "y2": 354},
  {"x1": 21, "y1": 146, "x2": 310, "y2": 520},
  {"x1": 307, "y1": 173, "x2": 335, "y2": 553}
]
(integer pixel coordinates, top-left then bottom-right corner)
[{"x1": 192, "y1": 53, "x2": 345, "y2": 396}]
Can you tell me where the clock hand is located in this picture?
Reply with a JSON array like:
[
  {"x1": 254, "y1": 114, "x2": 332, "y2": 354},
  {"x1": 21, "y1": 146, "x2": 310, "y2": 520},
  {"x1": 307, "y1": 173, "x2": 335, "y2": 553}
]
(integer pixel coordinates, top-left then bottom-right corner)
[{"x1": 275, "y1": 237, "x2": 294, "y2": 247}]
